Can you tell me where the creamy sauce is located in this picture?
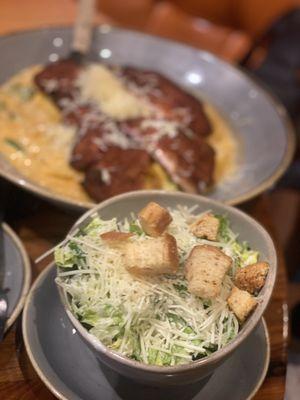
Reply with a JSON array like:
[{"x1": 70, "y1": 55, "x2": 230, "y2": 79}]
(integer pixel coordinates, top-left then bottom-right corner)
[
  {"x1": 0, "y1": 66, "x2": 237, "y2": 203},
  {"x1": 205, "y1": 103, "x2": 237, "y2": 183},
  {"x1": 0, "y1": 66, "x2": 90, "y2": 201}
]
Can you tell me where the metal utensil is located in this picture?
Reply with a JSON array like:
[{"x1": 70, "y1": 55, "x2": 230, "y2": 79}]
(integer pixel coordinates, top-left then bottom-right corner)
[{"x1": 70, "y1": 0, "x2": 96, "y2": 63}]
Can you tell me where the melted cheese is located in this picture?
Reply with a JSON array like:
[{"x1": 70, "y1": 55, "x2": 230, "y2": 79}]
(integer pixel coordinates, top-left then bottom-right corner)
[{"x1": 78, "y1": 64, "x2": 152, "y2": 120}]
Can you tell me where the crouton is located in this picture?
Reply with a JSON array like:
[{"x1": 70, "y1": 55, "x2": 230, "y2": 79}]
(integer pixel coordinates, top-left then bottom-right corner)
[
  {"x1": 100, "y1": 231, "x2": 133, "y2": 246},
  {"x1": 227, "y1": 286, "x2": 257, "y2": 322},
  {"x1": 190, "y1": 213, "x2": 219, "y2": 241},
  {"x1": 138, "y1": 202, "x2": 172, "y2": 237},
  {"x1": 123, "y1": 233, "x2": 179, "y2": 276},
  {"x1": 185, "y1": 245, "x2": 232, "y2": 299},
  {"x1": 235, "y1": 262, "x2": 269, "y2": 294}
]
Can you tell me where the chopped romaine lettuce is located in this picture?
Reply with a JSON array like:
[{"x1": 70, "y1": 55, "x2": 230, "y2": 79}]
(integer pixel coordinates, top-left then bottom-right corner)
[
  {"x1": 129, "y1": 222, "x2": 143, "y2": 235},
  {"x1": 55, "y1": 241, "x2": 86, "y2": 268},
  {"x1": 82, "y1": 217, "x2": 103, "y2": 236},
  {"x1": 55, "y1": 207, "x2": 259, "y2": 367}
]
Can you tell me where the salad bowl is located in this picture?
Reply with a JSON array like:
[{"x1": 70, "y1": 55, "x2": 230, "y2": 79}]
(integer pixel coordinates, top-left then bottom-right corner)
[{"x1": 56, "y1": 190, "x2": 276, "y2": 386}]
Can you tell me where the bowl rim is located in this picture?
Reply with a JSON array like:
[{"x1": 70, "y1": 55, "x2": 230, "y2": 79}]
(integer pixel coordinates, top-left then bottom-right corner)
[
  {"x1": 2, "y1": 223, "x2": 32, "y2": 332},
  {"x1": 0, "y1": 25, "x2": 295, "y2": 210},
  {"x1": 56, "y1": 190, "x2": 277, "y2": 373}
]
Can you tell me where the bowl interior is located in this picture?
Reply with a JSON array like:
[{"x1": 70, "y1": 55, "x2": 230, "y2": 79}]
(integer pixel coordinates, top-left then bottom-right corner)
[{"x1": 58, "y1": 190, "x2": 277, "y2": 372}]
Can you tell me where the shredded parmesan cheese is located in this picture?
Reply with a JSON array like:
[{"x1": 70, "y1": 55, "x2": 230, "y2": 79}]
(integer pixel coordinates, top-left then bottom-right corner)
[{"x1": 78, "y1": 64, "x2": 152, "y2": 120}]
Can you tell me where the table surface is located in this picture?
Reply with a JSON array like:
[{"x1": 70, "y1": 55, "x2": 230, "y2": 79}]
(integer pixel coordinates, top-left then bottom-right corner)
[{"x1": 0, "y1": 190, "x2": 288, "y2": 400}]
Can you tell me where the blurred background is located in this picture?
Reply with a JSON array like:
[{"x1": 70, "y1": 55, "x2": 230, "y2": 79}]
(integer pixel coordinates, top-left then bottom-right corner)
[
  {"x1": 0, "y1": 0, "x2": 299, "y2": 61},
  {"x1": 1, "y1": 0, "x2": 300, "y2": 397}
]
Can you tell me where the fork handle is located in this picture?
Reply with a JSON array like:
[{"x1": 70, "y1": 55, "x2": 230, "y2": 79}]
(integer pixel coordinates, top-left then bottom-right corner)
[{"x1": 72, "y1": 0, "x2": 96, "y2": 55}]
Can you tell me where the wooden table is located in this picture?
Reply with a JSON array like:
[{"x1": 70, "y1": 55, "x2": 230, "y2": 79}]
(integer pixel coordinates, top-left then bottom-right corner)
[{"x1": 0, "y1": 187, "x2": 288, "y2": 399}]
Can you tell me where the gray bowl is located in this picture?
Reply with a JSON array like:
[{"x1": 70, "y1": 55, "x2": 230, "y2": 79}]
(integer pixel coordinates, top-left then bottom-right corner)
[
  {"x1": 57, "y1": 190, "x2": 276, "y2": 386},
  {"x1": 0, "y1": 26, "x2": 295, "y2": 210}
]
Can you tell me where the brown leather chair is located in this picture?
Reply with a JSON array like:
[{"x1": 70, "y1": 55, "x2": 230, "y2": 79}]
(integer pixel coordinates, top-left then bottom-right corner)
[
  {"x1": 144, "y1": 2, "x2": 251, "y2": 62},
  {"x1": 1, "y1": 0, "x2": 299, "y2": 63},
  {"x1": 96, "y1": 0, "x2": 300, "y2": 62}
]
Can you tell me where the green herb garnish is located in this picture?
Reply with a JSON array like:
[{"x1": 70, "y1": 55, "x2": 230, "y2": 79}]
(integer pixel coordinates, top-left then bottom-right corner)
[
  {"x1": 4, "y1": 138, "x2": 24, "y2": 151},
  {"x1": 9, "y1": 83, "x2": 36, "y2": 101}
]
